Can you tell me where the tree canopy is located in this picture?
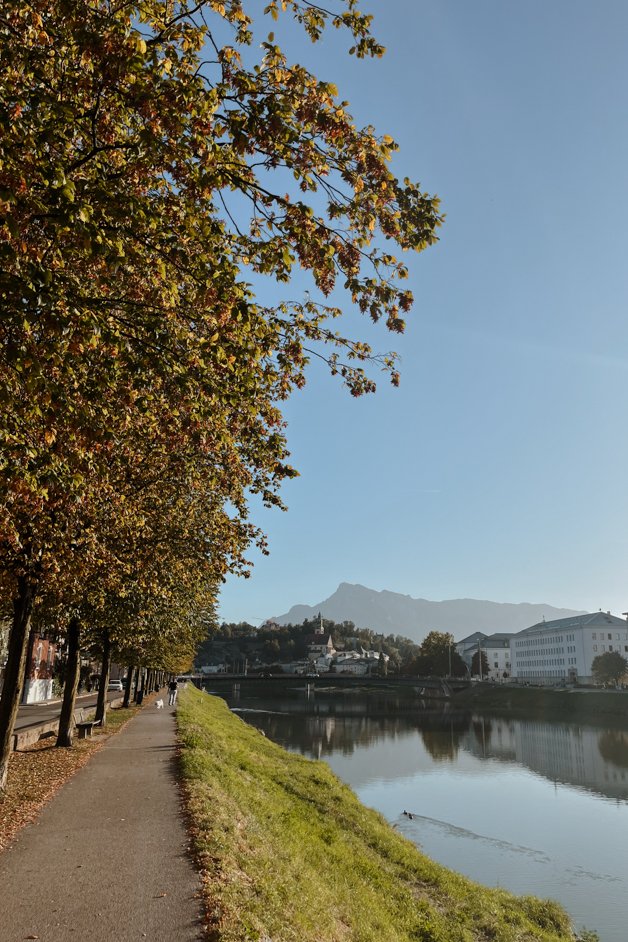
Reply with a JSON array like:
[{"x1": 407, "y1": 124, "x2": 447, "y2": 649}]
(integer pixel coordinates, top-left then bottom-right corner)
[
  {"x1": 591, "y1": 651, "x2": 627, "y2": 687},
  {"x1": 0, "y1": 0, "x2": 441, "y2": 786},
  {"x1": 196, "y1": 617, "x2": 422, "y2": 673},
  {"x1": 410, "y1": 631, "x2": 466, "y2": 678},
  {"x1": 1, "y1": 0, "x2": 441, "y2": 575}
]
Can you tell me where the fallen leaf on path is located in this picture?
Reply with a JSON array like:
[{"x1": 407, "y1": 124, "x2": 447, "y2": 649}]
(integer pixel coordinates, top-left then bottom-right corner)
[{"x1": 0, "y1": 709, "x2": 137, "y2": 852}]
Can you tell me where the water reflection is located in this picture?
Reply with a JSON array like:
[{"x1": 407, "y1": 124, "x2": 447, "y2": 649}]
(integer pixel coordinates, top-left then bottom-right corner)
[
  {"x1": 223, "y1": 685, "x2": 628, "y2": 802},
  {"x1": 460, "y1": 717, "x2": 628, "y2": 801}
]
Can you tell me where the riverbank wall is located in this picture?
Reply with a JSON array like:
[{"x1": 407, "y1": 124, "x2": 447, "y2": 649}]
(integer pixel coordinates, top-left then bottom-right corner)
[
  {"x1": 452, "y1": 683, "x2": 628, "y2": 727},
  {"x1": 177, "y1": 686, "x2": 593, "y2": 942}
]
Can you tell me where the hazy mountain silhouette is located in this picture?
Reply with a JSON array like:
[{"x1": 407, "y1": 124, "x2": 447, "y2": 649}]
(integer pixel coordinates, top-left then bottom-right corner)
[{"x1": 272, "y1": 583, "x2": 585, "y2": 643}]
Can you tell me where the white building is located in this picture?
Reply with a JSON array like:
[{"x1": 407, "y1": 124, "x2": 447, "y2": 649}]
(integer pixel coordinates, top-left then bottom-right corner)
[
  {"x1": 510, "y1": 611, "x2": 628, "y2": 685},
  {"x1": 456, "y1": 632, "x2": 513, "y2": 681},
  {"x1": 483, "y1": 634, "x2": 512, "y2": 680},
  {"x1": 311, "y1": 652, "x2": 334, "y2": 673},
  {"x1": 334, "y1": 654, "x2": 369, "y2": 675},
  {"x1": 332, "y1": 648, "x2": 389, "y2": 675}
]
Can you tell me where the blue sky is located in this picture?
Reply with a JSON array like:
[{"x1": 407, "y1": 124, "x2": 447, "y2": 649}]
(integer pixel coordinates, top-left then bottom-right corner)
[{"x1": 219, "y1": 0, "x2": 628, "y2": 625}]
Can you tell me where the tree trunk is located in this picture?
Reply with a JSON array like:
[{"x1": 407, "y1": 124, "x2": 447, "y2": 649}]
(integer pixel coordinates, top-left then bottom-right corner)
[
  {"x1": 20, "y1": 628, "x2": 36, "y2": 705},
  {"x1": 0, "y1": 576, "x2": 36, "y2": 793},
  {"x1": 94, "y1": 632, "x2": 111, "y2": 726},
  {"x1": 131, "y1": 665, "x2": 140, "y2": 702},
  {"x1": 137, "y1": 666, "x2": 146, "y2": 704},
  {"x1": 56, "y1": 617, "x2": 81, "y2": 748},
  {"x1": 122, "y1": 667, "x2": 134, "y2": 709}
]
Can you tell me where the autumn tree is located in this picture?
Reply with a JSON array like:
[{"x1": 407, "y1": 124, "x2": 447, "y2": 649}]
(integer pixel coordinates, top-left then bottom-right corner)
[
  {"x1": 0, "y1": 0, "x2": 441, "y2": 788},
  {"x1": 591, "y1": 651, "x2": 627, "y2": 687},
  {"x1": 54, "y1": 479, "x2": 234, "y2": 742}
]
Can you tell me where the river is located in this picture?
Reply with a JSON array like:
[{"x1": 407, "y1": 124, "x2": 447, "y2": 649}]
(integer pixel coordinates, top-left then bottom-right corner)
[{"x1": 211, "y1": 682, "x2": 628, "y2": 941}]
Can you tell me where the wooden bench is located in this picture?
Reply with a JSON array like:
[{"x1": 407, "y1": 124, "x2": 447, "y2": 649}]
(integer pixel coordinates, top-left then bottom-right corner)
[{"x1": 76, "y1": 720, "x2": 101, "y2": 740}]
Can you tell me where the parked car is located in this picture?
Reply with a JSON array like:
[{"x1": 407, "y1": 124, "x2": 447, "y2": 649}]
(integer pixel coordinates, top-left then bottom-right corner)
[{"x1": 107, "y1": 680, "x2": 124, "y2": 692}]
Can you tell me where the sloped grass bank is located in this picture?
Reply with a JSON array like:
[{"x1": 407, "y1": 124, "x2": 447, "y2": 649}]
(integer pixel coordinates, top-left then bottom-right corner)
[{"x1": 177, "y1": 687, "x2": 594, "y2": 942}]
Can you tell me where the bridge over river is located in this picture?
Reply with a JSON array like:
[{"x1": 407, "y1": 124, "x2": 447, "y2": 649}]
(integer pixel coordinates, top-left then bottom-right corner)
[{"x1": 195, "y1": 674, "x2": 472, "y2": 697}]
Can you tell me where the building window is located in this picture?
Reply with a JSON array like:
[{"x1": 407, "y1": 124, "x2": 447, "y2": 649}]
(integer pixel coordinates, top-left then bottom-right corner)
[{"x1": 593, "y1": 645, "x2": 598, "y2": 651}]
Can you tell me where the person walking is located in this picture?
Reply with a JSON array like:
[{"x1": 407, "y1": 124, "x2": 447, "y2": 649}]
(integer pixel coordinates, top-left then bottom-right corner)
[{"x1": 168, "y1": 678, "x2": 178, "y2": 706}]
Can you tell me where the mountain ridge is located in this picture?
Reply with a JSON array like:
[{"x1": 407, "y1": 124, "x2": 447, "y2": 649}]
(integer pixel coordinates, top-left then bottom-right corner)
[{"x1": 271, "y1": 582, "x2": 586, "y2": 643}]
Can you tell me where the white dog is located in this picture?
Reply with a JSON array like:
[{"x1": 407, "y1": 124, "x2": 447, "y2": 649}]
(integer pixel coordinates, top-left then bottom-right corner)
[{"x1": 155, "y1": 698, "x2": 164, "y2": 709}]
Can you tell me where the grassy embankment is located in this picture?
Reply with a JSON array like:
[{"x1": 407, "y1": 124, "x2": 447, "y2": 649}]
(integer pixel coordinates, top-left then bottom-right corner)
[{"x1": 177, "y1": 687, "x2": 596, "y2": 942}]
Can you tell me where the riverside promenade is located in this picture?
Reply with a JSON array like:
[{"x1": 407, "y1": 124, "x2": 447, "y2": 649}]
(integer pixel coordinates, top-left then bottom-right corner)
[{"x1": 0, "y1": 704, "x2": 203, "y2": 941}]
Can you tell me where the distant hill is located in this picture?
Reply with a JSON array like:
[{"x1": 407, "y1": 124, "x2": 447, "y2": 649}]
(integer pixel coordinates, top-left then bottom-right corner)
[{"x1": 272, "y1": 583, "x2": 585, "y2": 644}]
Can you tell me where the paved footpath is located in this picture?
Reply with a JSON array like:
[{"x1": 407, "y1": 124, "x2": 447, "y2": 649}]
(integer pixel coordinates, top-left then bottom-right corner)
[{"x1": 0, "y1": 704, "x2": 204, "y2": 941}]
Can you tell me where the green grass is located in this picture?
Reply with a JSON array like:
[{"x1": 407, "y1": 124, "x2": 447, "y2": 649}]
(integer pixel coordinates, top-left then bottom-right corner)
[
  {"x1": 177, "y1": 687, "x2": 596, "y2": 942},
  {"x1": 100, "y1": 704, "x2": 138, "y2": 732}
]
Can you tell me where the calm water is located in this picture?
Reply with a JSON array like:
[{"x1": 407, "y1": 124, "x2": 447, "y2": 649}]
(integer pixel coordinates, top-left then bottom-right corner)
[{"x1": 213, "y1": 684, "x2": 628, "y2": 942}]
